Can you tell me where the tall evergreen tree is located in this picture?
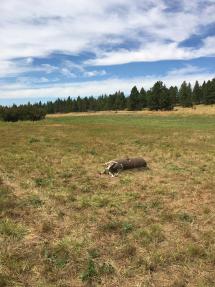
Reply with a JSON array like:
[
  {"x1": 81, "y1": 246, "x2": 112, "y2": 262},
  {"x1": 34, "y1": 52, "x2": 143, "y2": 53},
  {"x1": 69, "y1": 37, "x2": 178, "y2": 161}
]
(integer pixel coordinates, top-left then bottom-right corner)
[
  {"x1": 202, "y1": 81, "x2": 207, "y2": 104},
  {"x1": 147, "y1": 81, "x2": 174, "y2": 110},
  {"x1": 114, "y1": 91, "x2": 126, "y2": 110},
  {"x1": 169, "y1": 86, "x2": 179, "y2": 105},
  {"x1": 192, "y1": 81, "x2": 202, "y2": 105},
  {"x1": 147, "y1": 82, "x2": 161, "y2": 110},
  {"x1": 71, "y1": 99, "x2": 78, "y2": 112},
  {"x1": 139, "y1": 87, "x2": 147, "y2": 109},
  {"x1": 179, "y1": 81, "x2": 193, "y2": 107},
  {"x1": 160, "y1": 86, "x2": 174, "y2": 110},
  {"x1": 128, "y1": 86, "x2": 140, "y2": 110},
  {"x1": 204, "y1": 79, "x2": 215, "y2": 105}
]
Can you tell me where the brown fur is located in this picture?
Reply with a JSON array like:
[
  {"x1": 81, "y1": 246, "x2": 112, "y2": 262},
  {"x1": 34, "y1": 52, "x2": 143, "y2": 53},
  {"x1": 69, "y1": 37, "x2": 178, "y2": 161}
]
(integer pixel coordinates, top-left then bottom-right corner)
[{"x1": 104, "y1": 157, "x2": 147, "y2": 176}]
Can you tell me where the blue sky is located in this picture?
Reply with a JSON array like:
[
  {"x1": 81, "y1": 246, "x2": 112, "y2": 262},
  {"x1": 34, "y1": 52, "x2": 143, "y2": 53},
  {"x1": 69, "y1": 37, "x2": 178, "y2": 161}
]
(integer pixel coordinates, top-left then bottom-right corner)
[{"x1": 0, "y1": 0, "x2": 215, "y2": 105}]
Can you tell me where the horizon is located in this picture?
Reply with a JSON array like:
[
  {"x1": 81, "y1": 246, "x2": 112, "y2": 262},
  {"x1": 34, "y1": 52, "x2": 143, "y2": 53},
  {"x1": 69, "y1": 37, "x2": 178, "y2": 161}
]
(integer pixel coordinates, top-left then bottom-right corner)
[
  {"x1": 0, "y1": 0, "x2": 215, "y2": 105},
  {"x1": 0, "y1": 76, "x2": 214, "y2": 107}
]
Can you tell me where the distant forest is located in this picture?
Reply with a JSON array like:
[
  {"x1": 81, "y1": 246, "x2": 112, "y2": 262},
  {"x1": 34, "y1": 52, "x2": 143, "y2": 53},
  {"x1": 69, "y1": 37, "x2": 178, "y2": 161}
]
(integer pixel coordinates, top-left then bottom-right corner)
[{"x1": 0, "y1": 78, "x2": 215, "y2": 122}]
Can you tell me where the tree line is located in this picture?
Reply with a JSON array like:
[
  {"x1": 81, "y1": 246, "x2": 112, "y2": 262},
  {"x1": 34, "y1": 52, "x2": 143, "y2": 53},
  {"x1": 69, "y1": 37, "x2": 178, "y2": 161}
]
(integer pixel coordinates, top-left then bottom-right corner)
[
  {"x1": 0, "y1": 78, "x2": 214, "y2": 121},
  {"x1": 0, "y1": 104, "x2": 46, "y2": 122}
]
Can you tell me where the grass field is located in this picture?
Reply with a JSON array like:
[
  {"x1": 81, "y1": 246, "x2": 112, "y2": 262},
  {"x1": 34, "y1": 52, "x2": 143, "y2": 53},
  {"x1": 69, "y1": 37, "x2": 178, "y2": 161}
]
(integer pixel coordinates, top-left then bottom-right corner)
[{"x1": 0, "y1": 106, "x2": 215, "y2": 286}]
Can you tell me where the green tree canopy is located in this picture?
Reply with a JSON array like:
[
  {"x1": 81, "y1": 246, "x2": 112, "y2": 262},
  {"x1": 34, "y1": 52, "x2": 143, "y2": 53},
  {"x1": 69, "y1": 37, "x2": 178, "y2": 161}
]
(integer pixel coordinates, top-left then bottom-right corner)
[
  {"x1": 128, "y1": 86, "x2": 140, "y2": 110},
  {"x1": 179, "y1": 81, "x2": 193, "y2": 107}
]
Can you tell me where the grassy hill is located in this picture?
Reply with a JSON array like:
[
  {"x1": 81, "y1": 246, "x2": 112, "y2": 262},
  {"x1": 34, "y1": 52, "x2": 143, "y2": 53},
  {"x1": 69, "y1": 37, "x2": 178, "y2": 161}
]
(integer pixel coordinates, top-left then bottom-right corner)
[{"x1": 0, "y1": 106, "x2": 215, "y2": 286}]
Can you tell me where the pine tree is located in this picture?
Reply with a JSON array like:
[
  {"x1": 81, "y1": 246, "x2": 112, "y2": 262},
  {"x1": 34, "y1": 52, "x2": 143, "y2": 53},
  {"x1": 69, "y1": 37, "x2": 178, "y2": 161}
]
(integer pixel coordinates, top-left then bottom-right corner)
[
  {"x1": 139, "y1": 87, "x2": 147, "y2": 109},
  {"x1": 160, "y1": 86, "x2": 174, "y2": 110},
  {"x1": 169, "y1": 86, "x2": 178, "y2": 105},
  {"x1": 115, "y1": 91, "x2": 126, "y2": 110},
  {"x1": 179, "y1": 81, "x2": 193, "y2": 107},
  {"x1": 204, "y1": 79, "x2": 215, "y2": 105},
  {"x1": 147, "y1": 81, "x2": 174, "y2": 110},
  {"x1": 147, "y1": 82, "x2": 160, "y2": 110},
  {"x1": 107, "y1": 94, "x2": 116, "y2": 110},
  {"x1": 128, "y1": 86, "x2": 140, "y2": 110},
  {"x1": 192, "y1": 81, "x2": 202, "y2": 105}
]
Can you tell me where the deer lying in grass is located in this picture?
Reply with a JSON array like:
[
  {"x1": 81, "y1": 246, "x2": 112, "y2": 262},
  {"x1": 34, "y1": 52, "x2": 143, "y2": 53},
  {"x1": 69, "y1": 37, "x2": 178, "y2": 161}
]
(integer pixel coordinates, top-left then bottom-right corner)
[{"x1": 103, "y1": 157, "x2": 147, "y2": 177}]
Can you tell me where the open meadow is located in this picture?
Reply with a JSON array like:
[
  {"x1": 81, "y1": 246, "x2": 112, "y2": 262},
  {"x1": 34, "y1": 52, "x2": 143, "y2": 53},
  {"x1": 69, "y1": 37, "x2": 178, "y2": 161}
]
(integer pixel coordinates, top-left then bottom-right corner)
[{"x1": 0, "y1": 106, "x2": 215, "y2": 287}]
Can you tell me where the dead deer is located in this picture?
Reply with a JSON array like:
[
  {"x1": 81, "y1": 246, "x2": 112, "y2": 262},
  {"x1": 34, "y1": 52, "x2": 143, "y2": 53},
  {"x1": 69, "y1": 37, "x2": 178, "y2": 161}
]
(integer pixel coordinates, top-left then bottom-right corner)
[{"x1": 103, "y1": 157, "x2": 147, "y2": 177}]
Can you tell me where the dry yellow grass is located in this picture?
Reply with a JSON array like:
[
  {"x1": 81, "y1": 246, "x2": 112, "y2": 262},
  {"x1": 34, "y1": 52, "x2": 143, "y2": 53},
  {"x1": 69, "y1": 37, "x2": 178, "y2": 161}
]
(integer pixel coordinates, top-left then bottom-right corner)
[
  {"x1": 0, "y1": 107, "x2": 215, "y2": 286},
  {"x1": 47, "y1": 104, "x2": 215, "y2": 118}
]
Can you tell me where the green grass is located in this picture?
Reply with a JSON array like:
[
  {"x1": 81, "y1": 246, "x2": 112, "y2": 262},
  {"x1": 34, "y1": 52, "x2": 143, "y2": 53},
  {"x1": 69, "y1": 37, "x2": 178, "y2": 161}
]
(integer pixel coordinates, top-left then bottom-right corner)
[
  {"x1": 0, "y1": 218, "x2": 27, "y2": 239},
  {"x1": 0, "y1": 109, "x2": 215, "y2": 286}
]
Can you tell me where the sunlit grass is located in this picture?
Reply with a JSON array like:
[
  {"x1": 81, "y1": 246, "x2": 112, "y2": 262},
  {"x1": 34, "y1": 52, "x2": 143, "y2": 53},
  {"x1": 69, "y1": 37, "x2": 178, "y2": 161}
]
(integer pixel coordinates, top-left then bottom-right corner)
[{"x1": 0, "y1": 105, "x2": 214, "y2": 286}]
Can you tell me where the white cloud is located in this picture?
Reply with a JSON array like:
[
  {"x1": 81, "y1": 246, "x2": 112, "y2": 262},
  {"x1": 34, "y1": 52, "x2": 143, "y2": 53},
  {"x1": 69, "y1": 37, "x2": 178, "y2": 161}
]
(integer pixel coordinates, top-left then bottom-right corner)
[
  {"x1": 167, "y1": 64, "x2": 206, "y2": 77},
  {"x1": 0, "y1": 0, "x2": 214, "y2": 100},
  {"x1": 83, "y1": 70, "x2": 107, "y2": 78},
  {"x1": 40, "y1": 64, "x2": 58, "y2": 74},
  {"x1": 86, "y1": 36, "x2": 215, "y2": 66},
  {"x1": 0, "y1": 59, "x2": 32, "y2": 77},
  {"x1": 0, "y1": 65, "x2": 213, "y2": 99},
  {"x1": 60, "y1": 68, "x2": 76, "y2": 78},
  {"x1": 0, "y1": 58, "x2": 107, "y2": 80},
  {"x1": 17, "y1": 76, "x2": 52, "y2": 85},
  {"x1": 0, "y1": 0, "x2": 214, "y2": 65}
]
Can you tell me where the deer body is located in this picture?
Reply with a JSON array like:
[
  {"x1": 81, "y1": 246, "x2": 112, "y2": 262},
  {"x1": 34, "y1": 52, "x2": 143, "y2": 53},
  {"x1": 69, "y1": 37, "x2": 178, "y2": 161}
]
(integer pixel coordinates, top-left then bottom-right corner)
[{"x1": 104, "y1": 157, "x2": 147, "y2": 176}]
